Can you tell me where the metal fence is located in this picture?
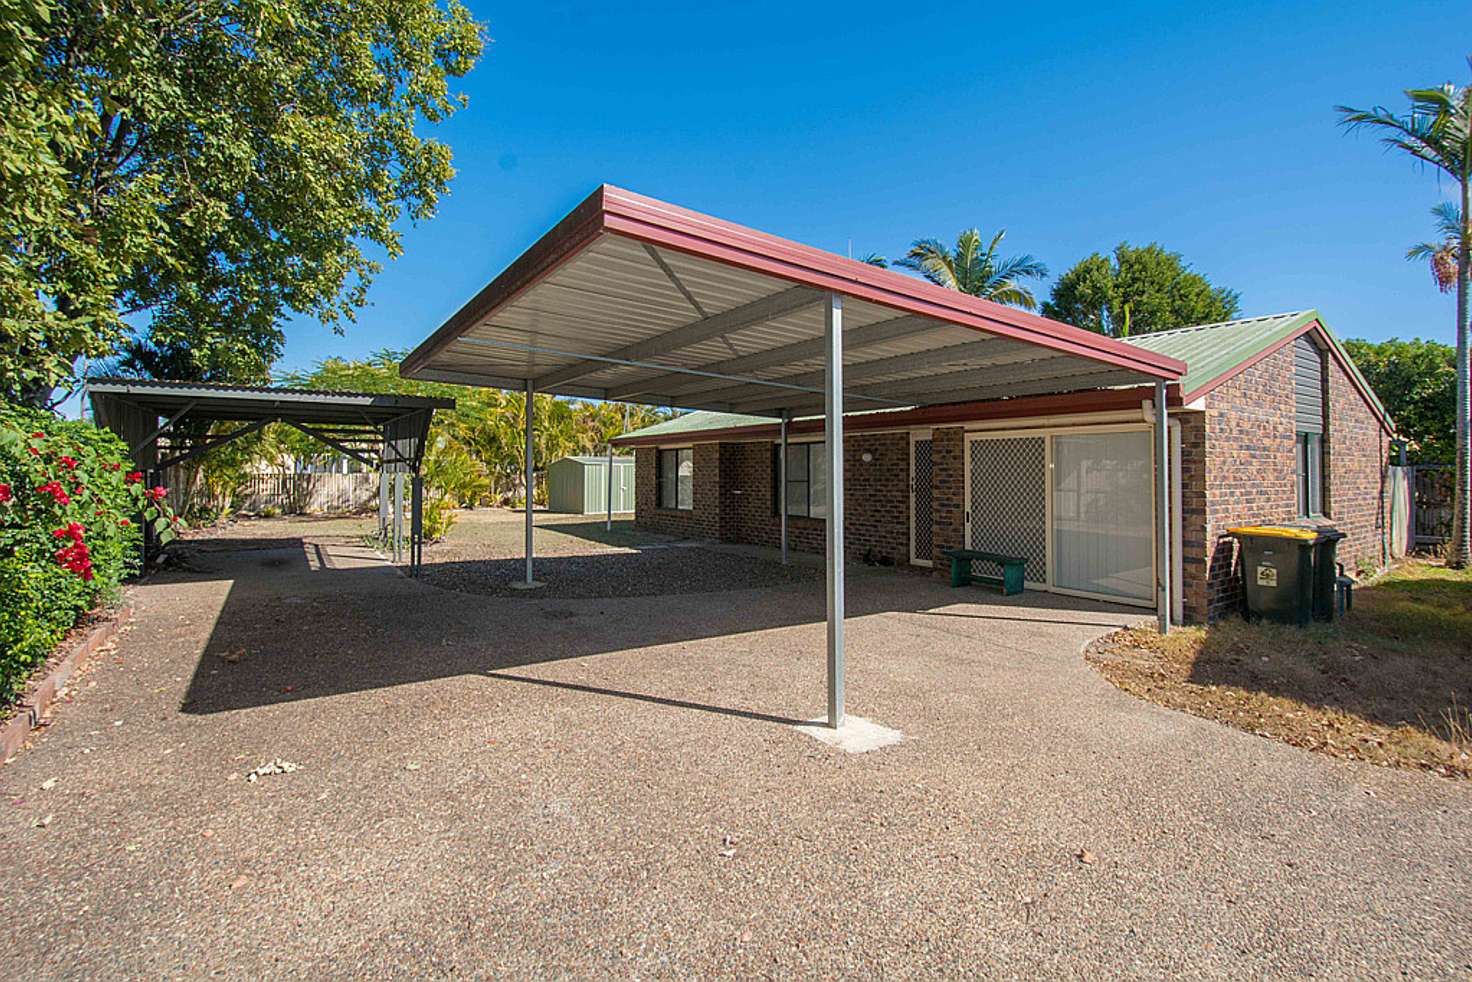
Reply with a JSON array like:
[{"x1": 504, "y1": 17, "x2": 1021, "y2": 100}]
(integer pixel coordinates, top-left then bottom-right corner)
[{"x1": 1410, "y1": 463, "x2": 1454, "y2": 549}]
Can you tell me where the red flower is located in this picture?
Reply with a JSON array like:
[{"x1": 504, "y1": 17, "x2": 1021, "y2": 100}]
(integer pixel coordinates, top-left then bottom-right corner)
[
  {"x1": 58, "y1": 456, "x2": 78, "y2": 470},
  {"x1": 125, "y1": 471, "x2": 142, "y2": 484},
  {"x1": 148, "y1": 486, "x2": 168, "y2": 502},
  {"x1": 0, "y1": 483, "x2": 10, "y2": 503},
  {"x1": 27, "y1": 446, "x2": 40, "y2": 457},
  {"x1": 36, "y1": 481, "x2": 71, "y2": 505},
  {"x1": 30, "y1": 432, "x2": 44, "y2": 440},
  {"x1": 119, "y1": 518, "x2": 131, "y2": 527},
  {"x1": 54, "y1": 539, "x2": 93, "y2": 580}
]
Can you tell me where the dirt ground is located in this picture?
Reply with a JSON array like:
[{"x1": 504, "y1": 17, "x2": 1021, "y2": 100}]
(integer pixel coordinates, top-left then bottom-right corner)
[
  {"x1": 2, "y1": 519, "x2": 1471, "y2": 978},
  {"x1": 1088, "y1": 561, "x2": 1472, "y2": 779}
]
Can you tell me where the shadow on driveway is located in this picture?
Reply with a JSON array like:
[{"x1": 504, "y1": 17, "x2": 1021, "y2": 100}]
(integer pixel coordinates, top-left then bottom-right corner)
[{"x1": 170, "y1": 532, "x2": 1142, "y2": 720}]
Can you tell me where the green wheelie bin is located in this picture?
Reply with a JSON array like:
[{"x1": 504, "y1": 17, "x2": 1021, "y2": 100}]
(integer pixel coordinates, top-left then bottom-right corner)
[{"x1": 1228, "y1": 524, "x2": 1345, "y2": 625}]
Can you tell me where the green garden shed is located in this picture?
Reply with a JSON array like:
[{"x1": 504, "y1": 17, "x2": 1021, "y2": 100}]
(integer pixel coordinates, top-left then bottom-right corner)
[{"x1": 546, "y1": 455, "x2": 636, "y2": 515}]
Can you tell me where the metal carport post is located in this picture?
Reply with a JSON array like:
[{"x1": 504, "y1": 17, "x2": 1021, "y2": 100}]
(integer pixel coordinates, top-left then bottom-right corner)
[
  {"x1": 825, "y1": 293, "x2": 845, "y2": 729},
  {"x1": 605, "y1": 440, "x2": 614, "y2": 531},
  {"x1": 515, "y1": 379, "x2": 543, "y2": 590}
]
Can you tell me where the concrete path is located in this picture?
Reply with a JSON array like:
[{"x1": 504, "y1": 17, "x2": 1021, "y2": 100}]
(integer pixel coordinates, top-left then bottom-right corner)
[{"x1": 2, "y1": 531, "x2": 1469, "y2": 978}]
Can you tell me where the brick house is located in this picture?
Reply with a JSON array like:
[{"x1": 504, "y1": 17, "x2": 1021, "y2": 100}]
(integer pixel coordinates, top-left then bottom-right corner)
[{"x1": 614, "y1": 310, "x2": 1395, "y2": 624}]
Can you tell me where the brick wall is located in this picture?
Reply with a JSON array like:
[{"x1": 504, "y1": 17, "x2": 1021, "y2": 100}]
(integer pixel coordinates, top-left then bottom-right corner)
[
  {"x1": 633, "y1": 444, "x2": 721, "y2": 539},
  {"x1": 930, "y1": 427, "x2": 966, "y2": 568},
  {"x1": 1198, "y1": 346, "x2": 1300, "y2": 621},
  {"x1": 1194, "y1": 340, "x2": 1389, "y2": 622},
  {"x1": 633, "y1": 433, "x2": 912, "y2": 564},
  {"x1": 1326, "y1": 356, "x2": 1390, "y2": 575},
  {"x1": 1176, "y1": 410, "x2": 1208, "y2": 622}
]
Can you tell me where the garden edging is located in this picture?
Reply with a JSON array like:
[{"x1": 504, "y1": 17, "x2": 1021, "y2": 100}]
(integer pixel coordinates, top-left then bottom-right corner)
[{"x1": 1, "y1": 607, "x2": 132, "y2": 763}]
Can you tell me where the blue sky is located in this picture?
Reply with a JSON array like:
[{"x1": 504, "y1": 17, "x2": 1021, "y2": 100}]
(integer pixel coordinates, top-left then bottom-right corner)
[{"x1": 279, "y1": 0, "x2": 1472, "y2": 376}]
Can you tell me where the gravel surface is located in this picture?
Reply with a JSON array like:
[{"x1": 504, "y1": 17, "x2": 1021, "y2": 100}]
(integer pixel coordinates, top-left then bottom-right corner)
[{"x1": 2, "y1": 520, "x2": 1470, "y2": 978}]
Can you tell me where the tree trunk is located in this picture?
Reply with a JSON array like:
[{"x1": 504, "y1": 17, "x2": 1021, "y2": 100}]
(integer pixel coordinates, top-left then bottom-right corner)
[{"x1": 1451, "y1": 175, "x2": 1471, "y2": 568}]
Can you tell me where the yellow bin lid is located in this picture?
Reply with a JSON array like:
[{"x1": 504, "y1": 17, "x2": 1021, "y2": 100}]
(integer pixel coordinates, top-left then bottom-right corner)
[{"x1": 1226, "y1": 525, "x2": 1319, "y2": 541}]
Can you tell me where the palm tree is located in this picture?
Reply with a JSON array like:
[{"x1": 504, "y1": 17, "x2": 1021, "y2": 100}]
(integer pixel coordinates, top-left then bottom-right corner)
[
  {"x1": 1406, "y1": 201, "x2": 1463, "y2": 293},
  {"x1": 1340, "y1": 74, "x2": 1472, "y2": 568},
  {"x1": 896, "y1": 229, "x2": 1049, "y2": 309}
]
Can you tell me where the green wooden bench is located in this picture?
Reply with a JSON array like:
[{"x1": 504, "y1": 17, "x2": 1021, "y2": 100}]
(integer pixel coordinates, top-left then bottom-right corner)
[{"x1": 941, "y1": 549, "x2": 1026, "y2": 596}]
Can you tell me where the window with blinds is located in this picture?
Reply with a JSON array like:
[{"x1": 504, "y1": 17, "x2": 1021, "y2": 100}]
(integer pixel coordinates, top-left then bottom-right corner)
[{"x1": 1294, "y1": 335, "x2": 1327, "y2": 517}]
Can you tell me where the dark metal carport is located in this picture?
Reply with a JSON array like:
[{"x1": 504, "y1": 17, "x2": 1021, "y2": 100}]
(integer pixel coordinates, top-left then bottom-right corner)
[{"x1": 85, "y1": 379, "x2": 453, "y2": 572}]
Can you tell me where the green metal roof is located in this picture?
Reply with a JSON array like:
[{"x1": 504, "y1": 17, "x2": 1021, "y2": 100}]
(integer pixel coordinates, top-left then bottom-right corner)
[
  {"x1": 1121, "y1": 311, "x2": 1319, "y2": 398},
  {"x1": 614, "y1": 309, "x2": 1391, "y2": 442}
]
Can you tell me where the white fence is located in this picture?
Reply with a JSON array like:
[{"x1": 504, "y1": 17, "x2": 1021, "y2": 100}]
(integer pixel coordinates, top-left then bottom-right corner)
[{"x1": 235, "y1": 472, "x2": 379, "y2": 514}]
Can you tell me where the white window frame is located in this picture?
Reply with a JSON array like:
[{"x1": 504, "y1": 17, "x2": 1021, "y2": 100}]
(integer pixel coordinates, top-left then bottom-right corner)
[
  {"x1": 658, "y1": 447, "x2": 693, "y2": 511},
  {"x1": 1296, "y1": 431, "x2": 1323, "y2": 518}
]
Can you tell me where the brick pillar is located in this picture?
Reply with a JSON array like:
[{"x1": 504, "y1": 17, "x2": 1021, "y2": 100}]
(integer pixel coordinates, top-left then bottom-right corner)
[
  {"x1": 633, "y1": 447, "x2": 656, "y2": 530},
  {"x1": 930, "y1": 426, "x2": 965, "y2": 571},
  {"x1": 1177, "y1": 412, "x2": 1209, "y2": 623},
  {"x1": 692, "y1": 442, "x2": 721, "y2": 539}
]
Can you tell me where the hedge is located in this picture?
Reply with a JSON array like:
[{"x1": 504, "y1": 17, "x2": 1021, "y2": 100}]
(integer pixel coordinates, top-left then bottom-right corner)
[{"x1": 0, "y1": 404, "x2": 177, "y2": 705}]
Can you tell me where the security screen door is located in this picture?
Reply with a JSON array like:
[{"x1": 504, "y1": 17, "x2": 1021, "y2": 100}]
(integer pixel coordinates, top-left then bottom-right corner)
[
  {"x1": 910, "y1": 436, "x2": 933, "y2": 566},
  {"x1": 966, "y1": 436, "x2": 1048, "y2": 583},
  {"x1": 1050, "y1": 430, "x2": 1154, "y2": 602}
]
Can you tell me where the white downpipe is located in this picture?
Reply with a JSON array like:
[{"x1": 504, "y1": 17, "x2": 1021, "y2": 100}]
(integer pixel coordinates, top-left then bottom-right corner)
[{"x1": 779, "y1": 410, "x2": 790, "y2": 565}]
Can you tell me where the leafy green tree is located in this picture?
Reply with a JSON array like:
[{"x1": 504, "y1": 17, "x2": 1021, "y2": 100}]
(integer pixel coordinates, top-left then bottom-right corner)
[
  {"x1": 0, "y1": 0, "x2": 485, "y2": 405},
  {"x1": 1406, "y1": 201, "x2": 1462, "y2": 294},
  {"x1": 1343, "y1": 337, "x2": 1457, "y2": 463},
  {"x1": 897, "y1": 229, "x2": 1048, "y2": 309},
  {"x1": 1340, "y1": 71, "x2": 1472, "y2": 567},
  {"x1": 1041, "y1": 243, "x2": 1241, "y2": 337},
  {"x1": 279, "y1": 351, "x2": 669, "y2": 507}
]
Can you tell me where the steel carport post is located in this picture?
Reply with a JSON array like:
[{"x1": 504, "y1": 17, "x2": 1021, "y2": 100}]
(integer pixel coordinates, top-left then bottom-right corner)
[
  {"x1": 1155, "y1": 379, "x2": 1172, "y2": 635},
  {"x1": 605, "y1": 440, "x2": 614, "y2": 531},
  {"x1": 513, "y1": 378, "x2": 544, "y2": 589},
  {"x1": 825, "y1": 293, "x2": 845, "y2": 729},
  {"x1": 779, "y1": 410, "x2": 790, "y2": 565}
]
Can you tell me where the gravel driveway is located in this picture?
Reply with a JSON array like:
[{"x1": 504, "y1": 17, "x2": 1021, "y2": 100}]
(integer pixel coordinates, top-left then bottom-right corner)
[{"x1": 1, "y1": 520, "x2": 1469, "y2": 978}]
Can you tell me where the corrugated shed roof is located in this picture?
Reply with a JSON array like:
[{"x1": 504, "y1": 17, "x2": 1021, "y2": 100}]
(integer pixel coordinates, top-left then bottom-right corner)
[
  {"x1": 84, "y1": 377, "x2": 455, "y2": 409},
  {"x1": 555, "y1": 455, "x2": 636, "y2": 465},
  {"x1": 613, "y1": 411, "x2": 775, "y2": 440},
  {"x1": 613, "y1": 309, "x2": 1392, "y2": 442}
]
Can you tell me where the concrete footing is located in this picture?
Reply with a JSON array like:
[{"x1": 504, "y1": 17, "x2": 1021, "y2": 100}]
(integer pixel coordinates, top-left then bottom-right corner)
[{"x1": 794, "y1": 715, "x2": 903, "y2": 753}]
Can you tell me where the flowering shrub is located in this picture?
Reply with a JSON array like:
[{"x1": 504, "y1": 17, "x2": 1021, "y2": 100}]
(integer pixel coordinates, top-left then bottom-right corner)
[{"x1": 0, "y1": 404, "x2": 179, "y2": 704}]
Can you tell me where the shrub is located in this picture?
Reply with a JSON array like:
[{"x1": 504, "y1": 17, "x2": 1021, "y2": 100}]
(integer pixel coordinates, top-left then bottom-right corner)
[
  {"x1": 422, "y1": 494, "x2": 457, "y2": 543},
  {"x1": 0, "y1": 404, "x2": 178, "y2": 704}
]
